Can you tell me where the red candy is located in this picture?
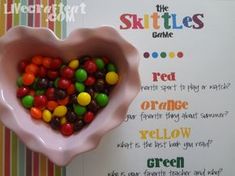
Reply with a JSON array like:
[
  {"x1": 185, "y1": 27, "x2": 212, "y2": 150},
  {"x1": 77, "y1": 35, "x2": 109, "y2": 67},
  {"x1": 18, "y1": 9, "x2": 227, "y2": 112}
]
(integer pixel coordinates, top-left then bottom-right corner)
[
  {"x1": 67, "y1": 84, "x2": 76, "y2": 95},
  {"x1": 42, "y1": 57, "x2": 52, "y2": 68},
  {"x1": 32, "y1": 56, "x2": 43, "y2": 65},
  {"x1": 58, "y1": 78, "x2": 71, "y2": 89},
  {"x1": 45, "y1": 88, "x2": 55, "y2": 100},
  {"x1": 60, "y1": 66, "x2": 74, "y2": 79},
  {"x1": 84, "y1": 111, "x2": 94, "y2": 123},
  {"x1": 47, "y1": 70, "x2": 59, "y2": 80},
  {"x1": 34, "y1": 95, "x2": 47, "y2": 109},
  {"x1": 50, "y1": 58, "x2": 62, "y2": 70},
  {"x1": 28, "y1": 89, "x2": 36, "y2": 96},
  {"x1": 17, "y1": 87, "x2": 30, "y2": 98},
  {"x1": 38, "y1": 66, "x2": 47, "y2": 78},
  {"x1": 61, "y1": 123, "x2": 74, "y2": 136},
  {"x1": 84, "y1": 76, "x2": 96, "y2": 86},
  {"x1": 83, "y1": 60, "x2": 97, "y2": 73},
  {"x1": 18, "y1": 59, "x2": 29, "y2": 73},
  {"x1": 102, "y1": 57, "x2": 109, "y2": 64}
]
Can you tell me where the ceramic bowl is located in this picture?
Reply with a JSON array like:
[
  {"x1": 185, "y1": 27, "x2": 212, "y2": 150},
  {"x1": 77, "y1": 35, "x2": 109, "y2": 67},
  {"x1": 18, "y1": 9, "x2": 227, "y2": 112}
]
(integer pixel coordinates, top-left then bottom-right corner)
[{"x1": 0, "y1": 26, "x2": 140, "y2": 166}]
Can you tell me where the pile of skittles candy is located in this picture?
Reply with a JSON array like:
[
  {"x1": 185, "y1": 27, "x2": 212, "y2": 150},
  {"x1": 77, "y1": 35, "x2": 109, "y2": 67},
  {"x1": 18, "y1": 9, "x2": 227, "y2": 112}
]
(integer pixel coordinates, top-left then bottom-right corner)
[{"x1": 16, "y1": 55, "x2": 119, "y2": 136}]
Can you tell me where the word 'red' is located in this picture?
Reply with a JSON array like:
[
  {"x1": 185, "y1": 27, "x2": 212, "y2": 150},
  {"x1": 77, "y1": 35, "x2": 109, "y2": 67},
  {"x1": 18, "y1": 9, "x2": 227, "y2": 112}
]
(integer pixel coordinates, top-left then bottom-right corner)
[{"x1": 152, "y1": 72, "x2": 176, "y2": 82}]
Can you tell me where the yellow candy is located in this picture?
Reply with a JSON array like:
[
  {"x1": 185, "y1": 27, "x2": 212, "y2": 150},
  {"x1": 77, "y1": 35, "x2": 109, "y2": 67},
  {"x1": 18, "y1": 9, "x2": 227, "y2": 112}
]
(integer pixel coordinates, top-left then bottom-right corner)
[
  {"x1": 77, "y1": 92, "x2": 91, "y2": 106},
  {"x1": 60, "y1": 117, "x2": 67, "y2": 125},
  {"x1": 53, "y1": 105, "x2": 67, "y2": 117},
  {"x1": 42, "y1": 109, "x2": 52, "y2": 122},
  {"x1": 105, "y1": 72, "x2": 119, "y2": 85},
  {"x1": 68, "y1": 59, "x2": 79, "y2": 69}
]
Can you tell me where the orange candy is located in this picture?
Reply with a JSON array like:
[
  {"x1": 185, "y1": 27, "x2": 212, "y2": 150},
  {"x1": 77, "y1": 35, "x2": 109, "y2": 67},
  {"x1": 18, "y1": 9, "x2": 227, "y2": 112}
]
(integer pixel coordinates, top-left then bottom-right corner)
[
  {"x1": 32, "y1": 55, "x2": 43, "y2": 65},
  {"x1": 42, "y1": 57, "x2": 52, "y2": 68},
  {"x1": 25, "y1": 63, "x2": 38, "y2": 75},
  {"x1": 47, "y1": 101, "x2": 58, "y2": 111},
  {"x1": 30, "y1": 107, "x2": 42, "y2": 119},
  {"x1": 57, "y1": 96, "x2": 69, "y2": 106},
  {"x1": 22, "y1": 73, "x2": 35, "y2": 85}
]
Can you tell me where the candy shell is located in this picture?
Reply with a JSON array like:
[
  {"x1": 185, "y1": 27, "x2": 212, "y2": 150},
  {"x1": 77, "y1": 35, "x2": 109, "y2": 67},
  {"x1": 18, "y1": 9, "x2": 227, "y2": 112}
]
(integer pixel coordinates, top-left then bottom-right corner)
[
  {"x1": 32, "y1": 55, "x2": 43, "y2": 65},
  {"x1": 83, "y1": 60, "x2": 97, "y2": 73},
  {"x1": 54, "y1": 89, "x2": 67, "y2": 100},
  {"x1": 66, "y1": 111, "x2": 78, "y2": 123},
  {"x1": 75, "y1": 69, "x2": 87, "y2": 82},
  {"x1": 50, "y1": 117, "x2": 61, "y2": 130},
  {"x1": 53, "y1": 105, "x2": 67, "y2": 117},
  {"x1": 50, "y1": 58, "x2": 62, "y2": 70},
  {"x1": 61, "y1": 123, "x2": 73, "y2": 136},
  {"x1": 42, "y1": 57, "x2": 52, "y2": 68},
  {"x1": 17, "y1": 87, "x2": 30, "y2": 98},
  {"x1": 18, "y1": 59, "x2": 29, "y2": 73},
  {"x1": 47, "y1": 101, "x2": 58, "y2": 111},
  {"x1": 58, "y1": 78, "x2": 71, "y2": 89},
  {"x1": 25, "y1": 63, "x2": 38, "y2": 75},
  {"x1": 37, "y1": 78, "x2": 49, "y2": 89},
  {"x1": 60, "y1": 66, "x2": 74, "y2": 79},
  {"x1": 22, "y1": 95, "x2": 34, "y2": 108},
  {"x1": 84, "y1": 76, "x2": 95, "y2": 86},
  {"x1": 73, "y1": 104, "x2": 86, "y2": 116},
  {"x1": 107, "y1": 63, "x2": 117, "y2": 72},
  {"x1": 17, "y1": 76, "x2": 23, "y2": 87},
  {"x1": 35, "y1": 89, "x2": 45, "y2": 95},
  {"x1": 105, "y1": 72, "x2": 119, "y2": 85},
  {"x1": 47, "y1": 70, "x2": 59, "y2": 80},
  {"x1": 95, "y1": 58, "x2": 105, "y2": 70},
  {"x1": 68, "y1": 59, "x2": 79, "y2": 69},
  {"x1": 22, "y1": 73, "x2": 35, "y2": 86},
  {"x1": 73, "y1": 120, "x2": 84, "y2": 132},
  {"x1": 77, "y1": 92, "x2": 91, "y2": 106},
  {"x1": 95, "y1": 93, "x2": 109, "y2": 107},
  {"x1": 30, "y1": 107, "x2": 42, "y2": 119},
  {"x1": 75, "y1": 82, "x2": 85, "y2": 92},
  {"x1": 60, "y1": 117, "x2": 67, "y2": 125},
  {"x1": 34, "y1": 95, "x2": 47, "y2": 109},
  {"x1": 45, "y1": 88, "x2": 55, "y2": 100},
  {"x1": 84, "y1": 111, "x2": 94, "y2": 124},
  {"x1": 67, "y1": 84, "x2": 76, "y2": 95},
  {"x1": 42, "y1": 109, "x2": 52, "y2": 122},
  {"x1": 57, "y1": 96, "x2": 69, "y2": 106}
]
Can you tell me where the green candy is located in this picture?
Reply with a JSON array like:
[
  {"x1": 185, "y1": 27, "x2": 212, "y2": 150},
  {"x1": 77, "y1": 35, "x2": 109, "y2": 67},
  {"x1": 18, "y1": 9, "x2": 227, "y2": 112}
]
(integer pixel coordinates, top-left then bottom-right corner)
[
  {"x1": 95, "y1": 93, "x2": 109, "y2": 107},
  {"x1": 107, "y1": 63, "x2": 117, "y2": 72},
  {"x1": 75, "y1": 69, "x2": 87, "y2": 82},
  {"x1": 54, "y1": 78, "x2": 60, "y2": 88},
  {"x1": 31, "y1": 77, "x2": 39, "y2": 90},
  {"x1": 21, "y1": 95, "x2": 34, "y2": 108},
  {"x1": 75, "y1": 82, "x2": 85, "y2": 92},
  {"x1": 35, "y1": 89, "x2": 45, "y2": 95},
  {"x1": 73, "y1": 104, "x2": 87, "y2": 116},
  {"x1": 95, "y1": 58, "x2": 105, "y2": 70},
  {"x1": 17, "y1": 76, "x2": 23, "y2": 87}
]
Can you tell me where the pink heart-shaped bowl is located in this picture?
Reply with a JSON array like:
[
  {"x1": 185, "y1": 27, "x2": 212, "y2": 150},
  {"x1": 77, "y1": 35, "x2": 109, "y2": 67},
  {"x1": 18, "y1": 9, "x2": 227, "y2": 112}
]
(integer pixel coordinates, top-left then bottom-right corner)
[{"x1": 0, "y1": 26, "x2": 140, "y2": 166}]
